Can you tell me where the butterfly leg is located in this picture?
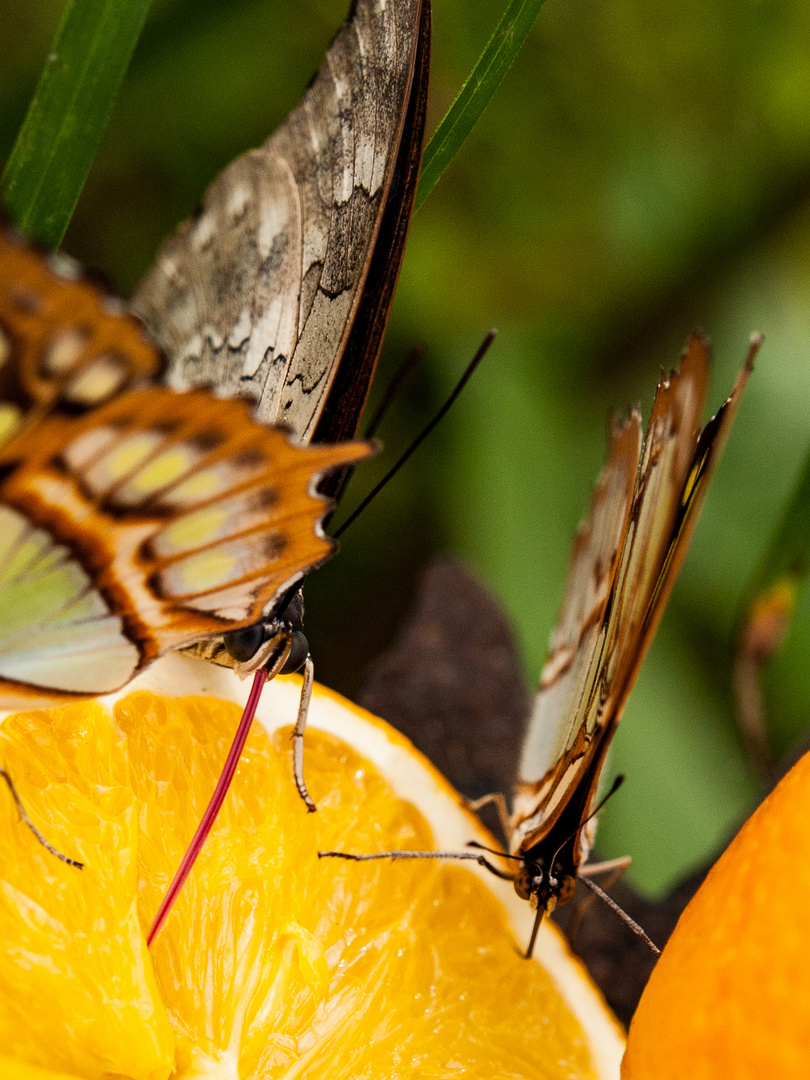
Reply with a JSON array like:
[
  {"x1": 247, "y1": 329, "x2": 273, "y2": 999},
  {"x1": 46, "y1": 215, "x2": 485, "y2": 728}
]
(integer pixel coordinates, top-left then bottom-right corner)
[
  {"x1": 465, "y1": 792, "x2": 511, "y2": 840},
  {"x1": 1, "y1": 768, "x2": 83, "y2": 869},
  {"x1": 567, "y1": 855, "x2": 633, "y2": 942},
  {"x1": 578, "y1": 855, "x2": 632, "y2": 879},
  {"x1": 292, "y1": 655, "x2": 317, "y2": 812},
  {"x1": 577, "y1": 873, "x2": 660, "y2": 955}
]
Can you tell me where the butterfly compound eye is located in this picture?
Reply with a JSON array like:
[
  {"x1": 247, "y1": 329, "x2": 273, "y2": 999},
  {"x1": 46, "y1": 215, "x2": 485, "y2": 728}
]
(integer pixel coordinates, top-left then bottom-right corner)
[
  {"x1": 223, "y1": 623, "x2": 265, "y2": 663},
  {"x1": 280, "y1": 631, "x2": 309, "y2": 674}
]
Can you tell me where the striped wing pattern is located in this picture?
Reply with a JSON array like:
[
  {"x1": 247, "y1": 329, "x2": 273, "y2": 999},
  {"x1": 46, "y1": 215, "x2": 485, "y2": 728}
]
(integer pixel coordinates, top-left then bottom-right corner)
[
  {"x1": 512, "y1": 333, "x2": 754, "y2": 863},
  {"x1": 0, "y1": 226, "x2": 162, "y2": 443},
  {"x1": 0, "y1": 227, "x2": 370, "y2": 706},
  {"x1": 132, "y1": 0, "x2": 427, "y2": 444}
]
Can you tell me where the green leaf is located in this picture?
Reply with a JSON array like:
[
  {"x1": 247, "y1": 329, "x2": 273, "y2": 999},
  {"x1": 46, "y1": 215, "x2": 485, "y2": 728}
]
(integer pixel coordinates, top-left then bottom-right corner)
[
  {"x1": 1, "y1": 0, "x2": 152, "y2": 249},
  {"x1": 416, "y1": 0, "x2": 548, "y2": 211},
  {"x1": 747, "y1": 449, "x2": 810, "y2": 604},
  {"x1": 734, "y1": 446, "x2": 810, "y2": 771},
  {"x1": 739, "y1": 446, "x2": 810, "y2": 647}
]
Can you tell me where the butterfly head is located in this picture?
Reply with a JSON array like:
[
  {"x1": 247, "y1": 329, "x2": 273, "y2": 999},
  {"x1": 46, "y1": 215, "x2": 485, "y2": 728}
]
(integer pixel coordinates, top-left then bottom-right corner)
[
  {"x1": 223, "y1": 588, "x2": 310, "y2": 676},
  {"x1": 514, "y1": 846, "x2": 577, "y2": 915}
]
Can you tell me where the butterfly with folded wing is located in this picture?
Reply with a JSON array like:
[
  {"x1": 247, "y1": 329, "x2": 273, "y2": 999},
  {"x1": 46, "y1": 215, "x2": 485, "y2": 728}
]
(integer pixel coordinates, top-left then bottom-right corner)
[
  {"x1": 0, "y1": 0, "x2": 431, "y2": 940},
  {"x1": 322, "y1": 331, "x2": 760, "y2": 957}
]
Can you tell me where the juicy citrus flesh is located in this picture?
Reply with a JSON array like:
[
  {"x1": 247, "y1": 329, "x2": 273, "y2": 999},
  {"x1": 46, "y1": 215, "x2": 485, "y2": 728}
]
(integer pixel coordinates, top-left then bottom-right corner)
[
  {"x1": 0, "y1": 686, "x2": 603, "y2": 1080},
  {"x1": 623, "y1": 747, "x2": 810, "y2": 1080}
]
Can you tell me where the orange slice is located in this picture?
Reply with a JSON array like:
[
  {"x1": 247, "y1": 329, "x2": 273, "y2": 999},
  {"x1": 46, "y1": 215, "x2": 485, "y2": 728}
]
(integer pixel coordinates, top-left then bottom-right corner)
[{"x1": 0, "y1": 654, "x2": 623, "y2": 1079}]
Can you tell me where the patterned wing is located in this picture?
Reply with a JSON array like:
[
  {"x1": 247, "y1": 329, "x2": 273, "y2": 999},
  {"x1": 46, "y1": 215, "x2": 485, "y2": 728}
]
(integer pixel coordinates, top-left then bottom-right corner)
[
  {"x1": 0, "y1": 388, "x2": 370, "y2": 706},
  {"x1": 0, "y1": 224, "x2": 163, "y2": 443},
  {"x1": 132, "y1": 0, "x2": 430, "y2": 445},
  {"x1": 512, "y1": 333, "x2": 755, "y2": 858},
  {"x1": 512, "y1": 413, "x2": 642, "y2": 849}
]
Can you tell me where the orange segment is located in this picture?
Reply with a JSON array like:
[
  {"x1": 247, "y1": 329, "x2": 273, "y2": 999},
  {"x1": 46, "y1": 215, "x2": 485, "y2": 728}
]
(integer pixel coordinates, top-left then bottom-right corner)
[
  {"x1": 0, "y1": 702, "x2": 174, "y2": 1080},
  {"x1": 0, "y1": 655, "x2": 623, "y2": 1079},
  {"x1": 0, "y1": 1058, "x2": 88, "y2": 1080},
  {"x1": 623, "y1": 748, "x2": 810, "y2": 1079}
]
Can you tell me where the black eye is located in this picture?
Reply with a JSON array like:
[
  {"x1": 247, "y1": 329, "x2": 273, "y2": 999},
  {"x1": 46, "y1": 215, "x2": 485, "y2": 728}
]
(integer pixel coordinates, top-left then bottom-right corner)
[
  {"x1": 223, "y1": 622, "x2": 265, "y2": 662},
  {"x1": 280, "y1": 631, "x2": 309, "y2": 673}
]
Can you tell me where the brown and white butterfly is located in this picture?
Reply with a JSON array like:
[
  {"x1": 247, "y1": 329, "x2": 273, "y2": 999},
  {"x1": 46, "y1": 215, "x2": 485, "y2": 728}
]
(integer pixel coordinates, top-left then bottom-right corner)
[
  {"x1": 0, "y1": 0, "x2": 431, "y2": 937},
  {"x1": 130, "y1": 0, "x2": 431, "y2": 678},
  {"x1": 322, "y1": 332, "x2": 758, "y2": 956}
]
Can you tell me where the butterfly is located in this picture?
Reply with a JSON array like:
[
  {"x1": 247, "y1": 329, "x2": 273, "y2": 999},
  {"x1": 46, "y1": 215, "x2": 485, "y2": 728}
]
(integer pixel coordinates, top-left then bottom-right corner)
[
  {"x1": 321, "y1": 331, "x2": 759, "y2": 956},
  {"x1": 130, "y1": 0, "x2": 431, "y2": 676},
  {"x1": 0, "y1": 221, "x2": 371, "y2": 711}
]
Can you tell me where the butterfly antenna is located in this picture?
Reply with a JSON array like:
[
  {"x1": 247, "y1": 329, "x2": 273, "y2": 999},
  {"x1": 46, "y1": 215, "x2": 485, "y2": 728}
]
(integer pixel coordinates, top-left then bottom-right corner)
[
  {"x1": 577, "y1": 874, "x2": 661, "y2": 956},
  {"x1": 323, "y1": 343, "x2": 427, "y2": 518},
  {"x1": 147, "y1": 669, "x2": 267, "y2": 946},
  {"x1": 332, "y1": 330, "x2": 497, "y2": 539},
  {"x1": 466, "y1": 839, "x2": 522, "y2": 861},
  {"x1": 363, "y1": 342, "x2": 426, "y2": 438},
  {"x1": 1, "y1": 769, "x2": 83, "y2": 869}
]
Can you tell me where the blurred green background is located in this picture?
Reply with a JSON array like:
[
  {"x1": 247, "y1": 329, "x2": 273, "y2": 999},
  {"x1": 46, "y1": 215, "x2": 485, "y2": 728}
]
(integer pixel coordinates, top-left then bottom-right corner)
[{"x1": 2, "y1": 0, "x2": 809, "y2": 898}]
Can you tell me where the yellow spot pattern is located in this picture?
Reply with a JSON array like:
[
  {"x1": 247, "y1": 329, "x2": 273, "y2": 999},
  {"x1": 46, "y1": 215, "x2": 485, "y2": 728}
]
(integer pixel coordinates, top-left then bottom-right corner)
[
  {"x1": 0, "y1": 404, "x2": 21, "y2": 448},
  {"x1": 65, "y1": 358, "x2": 125, "y2": 404},
  {"x1": 104, "y1": 434, "x2": 163, "y2": 481},
  {"x1": 159, "y1": 506, "x2": 230, "y2": 554},
  {"x1": 174, "y1": 548, "x2": 239, "y2": 592},
  {"x1": 130, "y1": 448, "x2": 195, "y2": 496},
  {"x1": 165, "y1": 467, "x2": 225, "y2": 505}
]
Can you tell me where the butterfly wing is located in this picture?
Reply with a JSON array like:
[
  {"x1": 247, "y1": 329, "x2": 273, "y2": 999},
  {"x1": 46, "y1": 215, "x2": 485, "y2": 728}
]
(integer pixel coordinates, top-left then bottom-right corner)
[
  {"x1": 512, "y1": 412, "x2": 642, "y2": 851},
  {"x1": 132, "y1": 0, "x2": 430, "y2": 445},
  {"x1": 0, "y1": 224, "x2": 163, "y2": 443},
  {"x1": 0, "y1": 229, "x2": 371, "y2": 706},
  {"x1": 512, "y1": 334, "x2": 754, "y2": 865}
]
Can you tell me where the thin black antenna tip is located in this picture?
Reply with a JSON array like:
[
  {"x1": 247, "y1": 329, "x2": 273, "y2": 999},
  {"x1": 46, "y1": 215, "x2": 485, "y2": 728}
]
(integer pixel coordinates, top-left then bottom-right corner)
[{"x1": 332, "y1": 329, "x2": 498, "y2": 540}]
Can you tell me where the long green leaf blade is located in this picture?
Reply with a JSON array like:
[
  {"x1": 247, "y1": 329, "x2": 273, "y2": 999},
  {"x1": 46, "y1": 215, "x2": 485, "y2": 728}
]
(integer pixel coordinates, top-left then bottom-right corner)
[
  {"x1": 1, "y1": 0, "x2": 152, "y2": 249},
  {"x1": 416, "y1": 0, "x2": 548, "y2": 211},
  {"x1": 747, "y1": 450, "x2": 810, "y2": 606}
]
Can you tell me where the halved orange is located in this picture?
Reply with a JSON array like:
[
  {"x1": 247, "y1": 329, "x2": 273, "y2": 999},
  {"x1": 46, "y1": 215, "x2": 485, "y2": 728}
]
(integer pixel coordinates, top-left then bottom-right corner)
[{"x1": 0, "y1": 654, "x2": 624, "y2": 1078}]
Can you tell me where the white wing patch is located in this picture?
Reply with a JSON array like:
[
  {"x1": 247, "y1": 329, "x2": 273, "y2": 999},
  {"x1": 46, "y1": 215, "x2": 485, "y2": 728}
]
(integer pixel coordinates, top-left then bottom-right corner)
[{"x1": 0, "y1": 507, "x2": 138, "y2": 695}]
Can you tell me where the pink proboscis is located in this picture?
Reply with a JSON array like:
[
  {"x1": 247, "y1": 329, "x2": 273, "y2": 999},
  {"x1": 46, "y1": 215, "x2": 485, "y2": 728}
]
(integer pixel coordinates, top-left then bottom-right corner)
[{"x1": 146, "y1": 669, "x2": 268, "y2": 946}]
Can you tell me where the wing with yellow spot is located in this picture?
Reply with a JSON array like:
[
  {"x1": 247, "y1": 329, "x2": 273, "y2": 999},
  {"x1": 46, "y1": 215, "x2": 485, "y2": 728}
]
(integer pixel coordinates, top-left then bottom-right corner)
[
  {"x1": 0, "y1": 387, "x2": 370, "y2": 705},
  {"x1": 0, "y1": 224, "x2": 163, "y2": 447}
]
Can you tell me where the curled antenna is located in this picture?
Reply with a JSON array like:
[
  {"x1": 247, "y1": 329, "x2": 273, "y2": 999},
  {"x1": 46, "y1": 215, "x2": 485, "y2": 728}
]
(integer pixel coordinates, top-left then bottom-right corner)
[{"x1": 333, "y1": 330, "x2": 497, "y2": 539}]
